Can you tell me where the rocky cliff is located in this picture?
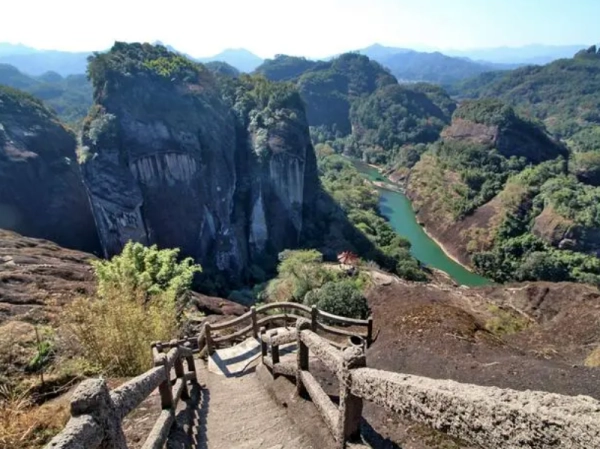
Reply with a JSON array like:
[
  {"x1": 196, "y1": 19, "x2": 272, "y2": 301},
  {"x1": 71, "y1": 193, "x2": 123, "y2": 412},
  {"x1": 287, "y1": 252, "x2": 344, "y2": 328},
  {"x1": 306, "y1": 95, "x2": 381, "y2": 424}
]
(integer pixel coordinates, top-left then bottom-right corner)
[
  {"x1": 80, "y1": 43, "x2": 317, "y2": 275},
  {"x1": 0, "y1": 86, "x2": 99, "y2": 252},
  {"x1": 441, "y1": 99, "x2": 568, "y2": 164}
]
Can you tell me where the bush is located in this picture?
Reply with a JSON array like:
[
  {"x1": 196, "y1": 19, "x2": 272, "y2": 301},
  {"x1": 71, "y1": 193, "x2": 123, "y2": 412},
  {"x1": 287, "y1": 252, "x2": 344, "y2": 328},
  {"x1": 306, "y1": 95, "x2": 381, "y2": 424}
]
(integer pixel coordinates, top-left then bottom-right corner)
[
  {"x1": 304, "y1": 281, "x2": 369, "y2": 319},
  {"x1": 93, "y1": 241, "x2": 202, "y2": 304},
  {"x1": 64, "y1": 286, "x2": 178, "y2": 376},
  {"x1": 485, "y1": 305, "x2": 530, "y2": 336},
  {"x1": 64, "y1": 242, "x2": 201, "y2": 376},
  {"x1": 265, "y1": 250, "x2": 334, "y2": 302}
]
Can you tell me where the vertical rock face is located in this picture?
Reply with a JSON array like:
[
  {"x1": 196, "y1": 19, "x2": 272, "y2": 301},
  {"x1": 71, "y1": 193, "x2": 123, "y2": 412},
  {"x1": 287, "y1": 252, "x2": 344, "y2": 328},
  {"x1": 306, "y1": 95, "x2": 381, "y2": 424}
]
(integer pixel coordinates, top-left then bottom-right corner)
[
  {"x1": 0, "y1": 86, "x2": 99, "y2": 252},
  {"x1": 81, "y1": 43, "x2": 318, "y2": 275}
]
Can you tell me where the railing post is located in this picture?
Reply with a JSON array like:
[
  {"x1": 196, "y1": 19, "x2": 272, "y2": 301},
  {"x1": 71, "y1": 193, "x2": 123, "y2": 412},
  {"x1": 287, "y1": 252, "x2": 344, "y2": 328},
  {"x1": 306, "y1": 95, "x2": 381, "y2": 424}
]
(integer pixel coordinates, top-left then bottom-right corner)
[
  {"x1": 366, "y1": 316, "x2": 373, "y2": 347},
  {"x1": 338, "y1": 338, "x2": 366, "y2": 447},
  {"x1": 296, "y1": 319, "x2": 311, "y2": 396},
  {"x1": 170, "y1": 341, "x2": 190, "y2": 401},
  {"x1": 251, "y1": 306, "x2": 258, "y2": 338},
  {"x1": 70, "y1": 378, "x2": 128, "y2": 449},
  {"x1": 260, "y1": 326, "x2": 267, "y2": 362},
  {"x1": 271, "y1": 330, "x2": 280, "y2": 366},
  {"x1": 205, "y1": 323, "x2": 214, "y2": 355},
  {"x1": 154, "y1": 346, "x2": 174, "y2": 410},
  {"x1": 311, "y1": 306, "x2": 318, "y2": 332},
  {"x1": 184, "y1": 342, "x2": 198, "y2": 385}
]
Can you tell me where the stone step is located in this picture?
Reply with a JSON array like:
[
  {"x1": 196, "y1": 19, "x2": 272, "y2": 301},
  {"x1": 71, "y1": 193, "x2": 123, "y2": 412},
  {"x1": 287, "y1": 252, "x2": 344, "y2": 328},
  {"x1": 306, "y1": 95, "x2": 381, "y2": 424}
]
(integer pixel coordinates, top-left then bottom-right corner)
[{"x1": 191, "y1": 360, "x2": 313, "y2": 449}]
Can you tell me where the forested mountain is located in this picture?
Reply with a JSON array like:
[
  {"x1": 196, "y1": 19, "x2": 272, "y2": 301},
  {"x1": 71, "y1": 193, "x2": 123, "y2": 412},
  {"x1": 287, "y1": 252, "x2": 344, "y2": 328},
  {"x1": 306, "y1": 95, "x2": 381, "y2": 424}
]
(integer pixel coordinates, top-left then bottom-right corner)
[
  {"x1": 451, "y1": 46, "x2": 600, "y2": 142},
  {"x1": 256, "y1": 45, "x2": 515, "y2": 87},
  {"x1": 253, "y1": 52, "x2": 457, "y2": 163},
  {"x1": 296, "y1": 53, "x2": 397, "y2": 134},
  {"x1": 0, "y1": 63, "x2": 92, "y2": 127},
  {"x1": 396, "y1": 96, "x2": 600, "y2": 286},
  {"x1": 347, "y1": 84, "x2": 453, "y2": 163},
  {"x1": 254, "y1": 55, "x2": 318, "y2": 81},
  {"x1": 444, "y1": 44, "x2": 587, "y2": 65},
  {"x1": 296, "y1": 45, "x2": 600, "y2": 286},
  {"x1": 204, "y1": 61, "x2": 240, "y2": 77}
]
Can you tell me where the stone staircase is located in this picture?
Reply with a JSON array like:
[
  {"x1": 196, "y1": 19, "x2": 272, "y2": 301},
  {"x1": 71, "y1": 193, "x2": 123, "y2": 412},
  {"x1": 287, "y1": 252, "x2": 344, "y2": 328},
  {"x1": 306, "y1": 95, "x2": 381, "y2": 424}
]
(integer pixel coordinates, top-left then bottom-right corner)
[
  {"x1": 48, "y1": 309, "x2": 600, "y2": 449},
  {"x1": 170, "y1": 360, "x2": 315, "y2": 449}
]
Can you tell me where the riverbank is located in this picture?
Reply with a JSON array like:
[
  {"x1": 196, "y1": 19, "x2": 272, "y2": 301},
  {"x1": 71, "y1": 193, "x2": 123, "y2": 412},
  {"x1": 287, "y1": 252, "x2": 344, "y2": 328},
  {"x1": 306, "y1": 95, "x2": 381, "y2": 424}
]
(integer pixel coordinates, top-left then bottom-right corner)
[
  {"x1": 419, "y1": 223, "x2": 477, "y2": 274},
  {"x1": 372, "y1": 180, "x2": 403, "y2": 192},
  {"x1": 351, "y1": 159, "x2": 490, "y2": 286},
  {"x1": 364, "y1": 163, "x2": 472, "y2": 268}
]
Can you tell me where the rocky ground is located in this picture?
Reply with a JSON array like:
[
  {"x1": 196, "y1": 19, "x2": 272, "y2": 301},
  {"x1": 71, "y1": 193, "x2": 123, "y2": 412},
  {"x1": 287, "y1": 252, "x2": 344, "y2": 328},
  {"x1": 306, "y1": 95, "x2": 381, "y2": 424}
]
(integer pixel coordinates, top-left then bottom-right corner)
[
  {"x1": 0, "y1": 229, "x2": 245, "y2": 390},
  {"x1": 303, "y1": 279, "x2": 600, "y2": 448},
  {"x1": 366, "y1": 280, "x2": 600, "y2": 398}
]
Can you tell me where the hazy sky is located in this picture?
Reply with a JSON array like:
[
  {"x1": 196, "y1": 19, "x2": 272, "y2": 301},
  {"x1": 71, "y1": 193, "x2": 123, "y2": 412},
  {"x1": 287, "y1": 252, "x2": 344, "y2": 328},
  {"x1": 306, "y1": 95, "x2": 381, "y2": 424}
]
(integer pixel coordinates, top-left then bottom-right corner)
[{"x1": 2, "y1": 0, "x2": 598, "y2": 57}]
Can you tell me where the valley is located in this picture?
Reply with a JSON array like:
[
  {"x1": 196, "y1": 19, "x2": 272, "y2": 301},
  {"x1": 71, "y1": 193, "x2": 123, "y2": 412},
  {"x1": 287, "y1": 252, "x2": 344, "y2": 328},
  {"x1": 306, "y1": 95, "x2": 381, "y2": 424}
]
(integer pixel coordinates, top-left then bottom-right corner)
[
  {"x1": 352, "y1": 160, "x2": 490, "y2": 286},
  {"x1": 1, "y1": 32, "x2": 600, "y2": 448}
]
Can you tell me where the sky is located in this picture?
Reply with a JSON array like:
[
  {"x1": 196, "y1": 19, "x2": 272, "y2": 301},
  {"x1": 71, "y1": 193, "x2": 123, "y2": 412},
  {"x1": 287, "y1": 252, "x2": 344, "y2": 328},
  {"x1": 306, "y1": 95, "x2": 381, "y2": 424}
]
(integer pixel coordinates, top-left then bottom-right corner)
[{"x1": 1, "y1": 0, "x2": 598, "y2": 58}]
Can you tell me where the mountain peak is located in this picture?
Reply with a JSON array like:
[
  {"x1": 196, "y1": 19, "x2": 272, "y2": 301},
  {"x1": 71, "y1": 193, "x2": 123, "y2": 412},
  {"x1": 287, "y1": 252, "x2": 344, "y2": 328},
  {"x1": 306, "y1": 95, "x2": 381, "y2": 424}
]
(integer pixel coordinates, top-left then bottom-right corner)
[{"x1": 197, "y1": 48, "x2": 263, "y2": 73}]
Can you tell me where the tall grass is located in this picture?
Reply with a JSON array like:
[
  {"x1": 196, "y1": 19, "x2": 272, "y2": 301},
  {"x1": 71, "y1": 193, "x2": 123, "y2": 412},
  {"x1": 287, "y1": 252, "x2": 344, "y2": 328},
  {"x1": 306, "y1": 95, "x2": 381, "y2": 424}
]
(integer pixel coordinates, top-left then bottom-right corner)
[
  {"x1": 63, "y1": 286, "x2": 178, "y2": 376},
  {"x1": 0, "y1": 385, "x2": 69, "y2": 449}
]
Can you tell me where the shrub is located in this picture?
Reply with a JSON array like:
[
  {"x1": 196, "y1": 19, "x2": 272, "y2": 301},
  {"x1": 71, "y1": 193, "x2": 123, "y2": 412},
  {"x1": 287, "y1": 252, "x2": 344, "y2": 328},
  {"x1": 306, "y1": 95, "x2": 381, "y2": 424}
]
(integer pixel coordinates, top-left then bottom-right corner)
[
  {"x1": 64, "y1": 242, "x2": 201, "y2": 376},
  {"x1": 485, "y1": 305, "x2": 530, "y2": 336},
  {"x1": 266, "y1": 250, "x2": 334, "y2": 302},
  {"x1": 304, "y1": 281, "x2": 369, "y2": 319},
  {"x1": 64, "y1": 286, "x2": 178, "y2": 376},
  {"x1": 93, "y1": 241, "x2": 202, "y2": 305}
]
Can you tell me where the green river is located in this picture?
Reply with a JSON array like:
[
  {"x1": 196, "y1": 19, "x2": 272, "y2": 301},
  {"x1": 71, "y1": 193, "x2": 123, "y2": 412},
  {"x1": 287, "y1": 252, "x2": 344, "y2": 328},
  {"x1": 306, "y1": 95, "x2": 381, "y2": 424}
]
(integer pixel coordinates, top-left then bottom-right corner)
[{"x1": 353, "y1": 160, "x2": 491, "y2": 287}]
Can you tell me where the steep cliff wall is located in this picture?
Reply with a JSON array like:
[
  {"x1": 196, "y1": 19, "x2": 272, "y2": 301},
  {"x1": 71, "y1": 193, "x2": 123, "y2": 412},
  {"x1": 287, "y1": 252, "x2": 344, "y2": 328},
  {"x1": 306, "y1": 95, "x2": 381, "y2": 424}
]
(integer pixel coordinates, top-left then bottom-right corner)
[
  {"x1": 0, "y1": 86, "x2": 99, "y2": 252},
  {"x1": 81, "y1": 43, "x2": 317, "y2": 275}
]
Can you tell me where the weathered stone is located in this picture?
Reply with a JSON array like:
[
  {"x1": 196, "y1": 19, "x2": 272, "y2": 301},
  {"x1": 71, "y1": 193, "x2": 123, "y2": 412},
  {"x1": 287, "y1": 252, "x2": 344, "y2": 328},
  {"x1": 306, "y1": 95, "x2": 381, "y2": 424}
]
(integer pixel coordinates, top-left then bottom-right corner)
[
  {"x1": 299, "y1": 329, "x2": 343, "y2": 374},
  {"x1": 80, "y1": 43, "x2": 318, "y2": 277},
  {"x1": 47, "y1": 378, "x2": 127, "y2": 449},
  {"x1": 110, "y1": 366, "x2": 166, "y2": 419},
  {"x1": 0, "y1": 87, "x2": 99, "y2": 252},
  {"x1": 350, "y1": 368, "x2": 600, "y2": 449},
  {"x1": 45, "y1": 415, "x2": 103, "y2": 449}
]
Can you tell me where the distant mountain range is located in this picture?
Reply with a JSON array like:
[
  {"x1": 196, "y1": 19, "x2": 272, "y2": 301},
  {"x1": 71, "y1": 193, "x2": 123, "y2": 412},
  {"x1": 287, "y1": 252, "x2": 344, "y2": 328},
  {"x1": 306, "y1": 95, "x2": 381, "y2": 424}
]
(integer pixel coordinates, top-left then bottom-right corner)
[
  {"x1": 442, "y1": 44, "x2": 587, "y2": 65},
  {"x1": 0, "y1": 62, "x2": 92, "y2": 125},
  {"x1": 196, "y1": 48, "x2": 263, "y2": 73},
  {"x1": 0, "y1": 41, "x2": 590, "y2": 84},
  {"x1": 354, "y1": 44, "x2": 521, "y2": 85},
  {"x1": 0, "y1": 43, "x2": 264, "y2": 76},
  {"x1": 0, "y1": 44, "x2": 91, "y2": 76}
]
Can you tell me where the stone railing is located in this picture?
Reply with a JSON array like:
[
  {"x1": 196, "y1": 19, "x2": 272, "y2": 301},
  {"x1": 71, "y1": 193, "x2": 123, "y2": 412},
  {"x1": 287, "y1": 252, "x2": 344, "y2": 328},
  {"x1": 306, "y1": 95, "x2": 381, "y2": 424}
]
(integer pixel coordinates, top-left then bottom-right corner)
[
  {"x1": 44, "y1": 342, "x2": 197, "y2": 449},
  {"x1": 261, "y1": 319, "x2": 366, "y2": 448},
  {"x1": 263, "y1": 319, "x2": 600, "y2": 449},
  {"x1": 201, "y1": 302, "x2": 373, "y2": 354}
]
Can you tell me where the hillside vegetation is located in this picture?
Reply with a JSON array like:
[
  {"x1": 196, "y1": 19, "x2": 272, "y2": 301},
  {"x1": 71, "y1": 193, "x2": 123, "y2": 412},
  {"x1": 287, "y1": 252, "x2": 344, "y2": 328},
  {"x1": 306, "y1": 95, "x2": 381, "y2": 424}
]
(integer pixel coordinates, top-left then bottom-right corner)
[
  {"x1": 0, "y1": 63, "x2": 92, "y2": 128},
  {"x1": 402, "y1": 96, "x2": 600, "y2": 285},
  {"x1": 255, "y1": 52, "x2": 458, "y2": 164},
  {"x1": 252, "y1": 49, "x2": 600, "y2": 287},
  {"x1": 451, "y1": 46, "x2": 600, "y2": 143}
]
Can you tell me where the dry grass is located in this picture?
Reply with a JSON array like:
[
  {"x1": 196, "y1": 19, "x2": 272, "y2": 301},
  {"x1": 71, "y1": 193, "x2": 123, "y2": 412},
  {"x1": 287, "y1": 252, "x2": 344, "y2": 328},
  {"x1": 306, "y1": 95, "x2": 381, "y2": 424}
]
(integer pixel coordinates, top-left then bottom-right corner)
[
  {"x1": 485, "y1": 305, "x2": 531, "y2": 336},
  {"x1": 585, "y1": 347, "x2": 600, "y2": 367},
  {"x1": 62, "y1": 285, "x2": 178, "y2": 376},
  {"x1": 0, "y1": 385, "x2": 69, "y2": 449}
]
